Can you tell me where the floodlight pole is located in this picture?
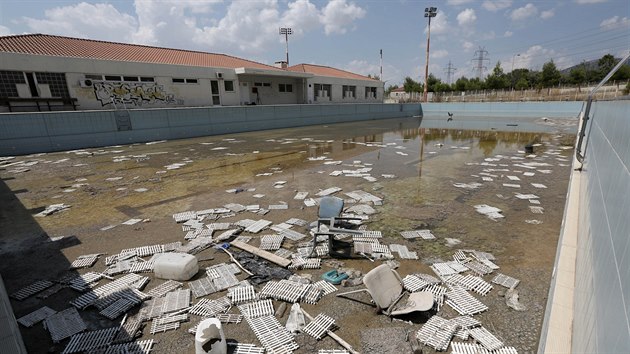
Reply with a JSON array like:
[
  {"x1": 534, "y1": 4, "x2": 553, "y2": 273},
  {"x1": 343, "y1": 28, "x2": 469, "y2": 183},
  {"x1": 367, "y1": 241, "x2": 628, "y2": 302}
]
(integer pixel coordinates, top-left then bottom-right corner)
[
  {"x1": 279, "y1": 27, "x2": 292, "y2": 66},
  {"x1": 423, "y1": 7, "x2": 437, "y2": 103},
  {"x1": 511, "y1": 53, "x2": 520, "y2": 90},
  {"x1": 380, "y1": 49, "x2": 383, "y2": 81}
]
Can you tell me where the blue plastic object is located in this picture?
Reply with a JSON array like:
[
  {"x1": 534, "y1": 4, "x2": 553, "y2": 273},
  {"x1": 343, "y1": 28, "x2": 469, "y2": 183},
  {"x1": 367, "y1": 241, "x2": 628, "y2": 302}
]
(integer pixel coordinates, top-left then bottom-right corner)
[{"x1": 321, "y1": 270, "x2": 348, "y2": 285}]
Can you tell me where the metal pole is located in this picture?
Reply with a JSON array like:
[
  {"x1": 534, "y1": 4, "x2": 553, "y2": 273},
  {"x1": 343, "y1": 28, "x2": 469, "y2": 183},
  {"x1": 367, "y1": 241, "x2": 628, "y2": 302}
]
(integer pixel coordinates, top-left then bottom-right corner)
[
  {"x1": 423, "y1": 16, "x2": 431, "y2": 102},
  {"x1": 285, "y1": 31, "x2": 289, "y2": 66},
  {"x1": 380, "y1": 49, "x2": 383, "y2": 81}
]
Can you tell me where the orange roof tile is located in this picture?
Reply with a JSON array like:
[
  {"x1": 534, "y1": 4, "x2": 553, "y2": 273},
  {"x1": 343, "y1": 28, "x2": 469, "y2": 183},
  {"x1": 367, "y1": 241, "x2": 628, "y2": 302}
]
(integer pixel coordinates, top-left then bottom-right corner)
[
  {"x1": 288, "y1": 63, "x2": 378, "y2": 81},
  {"x1": 0, "y1": 34, "x2": 283, "y2": 71}
]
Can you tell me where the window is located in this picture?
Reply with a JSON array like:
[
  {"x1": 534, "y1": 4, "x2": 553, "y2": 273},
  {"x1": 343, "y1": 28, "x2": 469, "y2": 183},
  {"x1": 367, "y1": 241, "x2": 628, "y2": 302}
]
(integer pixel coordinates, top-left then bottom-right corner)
[
  {"x1": 35, "y1": 72, "x2": 70, "y2": 98},
  {"x1": 279, "y1": 83, "x2": 293, "y2": 93},
  {"x1": 172, "y1": 78, "x2": 185, "y2": 83},
  {"x1": 123, "y1": 76, "x2": 139, "y2": 82},
  {"x1": 254, "y1": 82, "x2": 271, "y2": 87},
  {"x1": 104, "y1": 75, "x2": 122, "y2": 81},
  {"x1": 0, "y1": 71, "x2": 25, "y2": 97},
  {"x1": 224, "y1": 80, "x2": 234, "y2": 91},
  {"x1": 254, "y1": 82, "x2": 262, "y2": 87},
  {"x1": 186, "y1": 78, "x2": 198, "y2": 84},
  {"x1": 85, "y1": 74, "x2": 103, "y2": 80},
  {"x1": 365, "y1": 86, "x2": 377, "y2": 99},
  {"x1": 140, "y1": 77, "x2": 154, "y2": 82},
  {"x1": 343, "y1": 85, "x2": 356, "y2": 98},
  {"x1": 314, "y1": 84, "x2": 331, "y2": 99},
  {"x1": 263, "y1": 83, "x2": 271, "y2": 87}
]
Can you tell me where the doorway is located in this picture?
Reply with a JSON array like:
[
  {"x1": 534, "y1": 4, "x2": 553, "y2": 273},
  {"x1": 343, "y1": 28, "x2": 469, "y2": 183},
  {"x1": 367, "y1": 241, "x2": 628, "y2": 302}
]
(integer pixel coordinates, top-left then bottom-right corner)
[{"x1": 210, "y1": 80, "x2": 220, "y2": 105}]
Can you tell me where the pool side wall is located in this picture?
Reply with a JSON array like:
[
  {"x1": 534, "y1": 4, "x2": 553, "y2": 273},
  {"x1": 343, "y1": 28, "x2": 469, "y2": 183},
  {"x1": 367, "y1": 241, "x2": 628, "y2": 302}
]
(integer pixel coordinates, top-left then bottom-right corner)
[{"x1": 0, "y1": 103, "x2": 421, "y2": 156}]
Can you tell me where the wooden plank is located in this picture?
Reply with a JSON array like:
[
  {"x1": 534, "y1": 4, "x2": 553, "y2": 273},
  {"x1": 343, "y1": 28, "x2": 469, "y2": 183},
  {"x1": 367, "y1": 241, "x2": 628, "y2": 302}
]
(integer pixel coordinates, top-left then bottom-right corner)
[{"x1": 230, "y1": 241, "x2": 291, "y2": 267}]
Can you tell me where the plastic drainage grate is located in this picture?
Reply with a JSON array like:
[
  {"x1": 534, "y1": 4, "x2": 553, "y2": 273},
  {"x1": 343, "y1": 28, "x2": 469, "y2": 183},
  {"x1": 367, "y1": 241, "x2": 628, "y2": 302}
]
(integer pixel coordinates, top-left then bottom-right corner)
[
  {"x1": 146, "y1": 280, "x2": 182, "y2": 298},
  {"x1": 446, "y1": 287, "x2": 488, "y2": 316},
  {"x1": 245, "y1": 219, "x2": 272, "y2": 233},
  {"x1": 313, "y1": 280, "x2": 337, "y2": 296},
  {"x1": 402, "y1": 275, "x2": 430, "y2": 292},
  {"x1": 228, "y1": 285, "x2": 256, "y2": 304},
  {"x1": 188, "y1": 297, "x2": 230, "y2": 317},
  {"x1": 232, "y1": 343, "x2": 266, "y2": 354},
  {"x1": 416, "y1": 315, "x2": 458, "y2": 351},
  {"x1": 400, "y1": 229, "x2": 435, "y2": 240},
  {"x1": 17, "y1": 306, "x2": 57, "y2": 327},
  {"x1": 173, "y1": 211, "x2": 197, "y2": 223},
  {"x1": 463, "y1": 260, "x2": 493, "y2": 276},
  {"x1": 69, "y1": 254, "x2": 99, "y2": 269},
  {"x1": 301, "y1": 285, "x2": 323, "y2": 304},
  {"x1": 11, "y1": 280, "x2": 54, "y2": 300},
  {"x1": 69, "y1": 272, "x2": 105, "y2": 291},
  {"x1": 104, "y1": 339, "x2": 154, "y2": 354},
  {"x1": 188, "y1": 277, "x2": 218, "y2": 298},
  {"x1": 238, "y1": 299, "x2": 275, "y2": 318},
  {"x1": 260, "y1": 234, "x2": 285, "y2": 250},
  {"x1": 259, "y1": 280, "x2": 309, "y2": 303},
  {"x1": 491, "y1": 273, "x2": 520, "y2": 289},
  {"x1": 451, "y1": 342, "x2": 518, "y2": 354},
  {"x1": 302, "y1": 313, "x2": 335, "y2": 340},
  {"x1": 469, "y1": 326, "x2": 505, "y2": 351},
  {"x1": 44, "y1": 307, "x2": 87, "y2": 343},
  {"x1": 128, "y1": 261, "x2": 155, "y2": 273},
  {"x1": 112, "y1": 314, "x2": 144, "y2": 344},
  {"x1": 216, "y1": 313, "x2": 244, "y2": 324},
  {"x1": 161, "y1": 289, "x2": 191, "y2": 314},
  {"x1": 61, "y1": 327, "x2": 117, "y2": 354}
]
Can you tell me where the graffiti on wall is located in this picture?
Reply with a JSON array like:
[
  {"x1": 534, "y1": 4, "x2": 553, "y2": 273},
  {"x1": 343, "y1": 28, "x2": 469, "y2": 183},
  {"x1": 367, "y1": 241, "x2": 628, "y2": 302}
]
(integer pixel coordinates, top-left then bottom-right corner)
[{"x1": 93, "y1": 81, "x2": 183, "y2": 106}]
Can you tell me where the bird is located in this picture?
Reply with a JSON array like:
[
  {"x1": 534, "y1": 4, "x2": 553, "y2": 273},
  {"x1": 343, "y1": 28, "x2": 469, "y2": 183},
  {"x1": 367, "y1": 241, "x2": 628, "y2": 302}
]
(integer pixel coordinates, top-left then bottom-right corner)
[{"x1": 447, "y1": 112, "x2": 453, "y2": 122}]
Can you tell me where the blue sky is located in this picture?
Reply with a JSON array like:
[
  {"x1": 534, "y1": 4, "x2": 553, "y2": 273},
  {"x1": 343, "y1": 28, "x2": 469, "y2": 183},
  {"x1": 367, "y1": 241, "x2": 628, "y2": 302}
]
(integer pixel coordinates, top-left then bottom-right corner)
[{"x1": 0, "y1": 0, "x2": 628, "y2": 86}]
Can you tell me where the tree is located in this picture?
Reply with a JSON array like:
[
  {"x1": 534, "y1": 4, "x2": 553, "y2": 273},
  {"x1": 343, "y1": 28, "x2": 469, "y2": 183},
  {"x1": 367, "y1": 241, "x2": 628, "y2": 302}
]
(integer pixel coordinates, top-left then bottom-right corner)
[
  {"x1": 403, "y1": 77, "x2": 422, "y2": 93},
  {"x1": 453, "y1": 76, "x2": 469, "y2": 91},
  {"x1": 426, "y1": 74, "x2": 441, "y2": 92},
  {"x1": 515, "y1": 78, "x2": 529, "y2": 90},
  {"x1": 485, "y1": 61, "x2": 509, "y2": 90},
  {"x1": 598, "y1": 54, "x2": 616, "y2": 77},
  {"x1": 569, "y1": 66, "x2": 586, "y2": 86},
  {"x1": 465, "y1": 77, "x2": 485, "y2": 91},
  {"x1": 385, "y1": 85, "x2": 398, "y2": 96},
  {"x1": 541, "y1": 60, "x2": 561, "y2": 87}
]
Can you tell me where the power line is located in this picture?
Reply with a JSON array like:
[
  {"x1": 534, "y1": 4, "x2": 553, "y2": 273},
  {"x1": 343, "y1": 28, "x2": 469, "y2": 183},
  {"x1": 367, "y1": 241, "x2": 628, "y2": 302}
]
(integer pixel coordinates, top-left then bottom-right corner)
[
  {"x1": 472, "y1": 47, "x2": 489, "y2": 79},
  {"x1": 443, "y1": 60, "x2": 457, "y2": 84}
]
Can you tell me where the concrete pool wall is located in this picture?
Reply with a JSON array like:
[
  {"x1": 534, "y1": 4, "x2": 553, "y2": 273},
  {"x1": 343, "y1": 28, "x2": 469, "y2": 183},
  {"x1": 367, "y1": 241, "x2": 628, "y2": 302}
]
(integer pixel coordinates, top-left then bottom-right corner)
[
  {"x1": 0, "y1": 103, "x2": 421, "y2": 156},
  {"x1": 539, "y1": 100, "x2": 630, "y2": 353},
  {"x1": 0, "y1": 102, "x2": 584, "y2": 156}
]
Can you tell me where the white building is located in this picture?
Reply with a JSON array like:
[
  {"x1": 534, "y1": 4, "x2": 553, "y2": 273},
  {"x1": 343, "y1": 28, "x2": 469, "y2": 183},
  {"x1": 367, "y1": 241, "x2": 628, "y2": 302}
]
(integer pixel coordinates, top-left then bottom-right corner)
[{"x1": 0, "y1": 34, "x2": 384, "y2": 112}]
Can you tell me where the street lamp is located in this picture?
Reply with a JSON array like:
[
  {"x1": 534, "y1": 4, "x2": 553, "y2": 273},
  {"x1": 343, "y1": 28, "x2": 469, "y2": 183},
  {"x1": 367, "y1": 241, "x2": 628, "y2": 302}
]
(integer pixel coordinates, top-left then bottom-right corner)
[
  {"x1": 423, "y1": 7, "x2": 437, "y2": 102},
  {"x1": 511, "y1": 53, "x2": 521, "y2": 90},
  {"x1": 279, "y1": 27, "x2": 293, "y2": 66}
]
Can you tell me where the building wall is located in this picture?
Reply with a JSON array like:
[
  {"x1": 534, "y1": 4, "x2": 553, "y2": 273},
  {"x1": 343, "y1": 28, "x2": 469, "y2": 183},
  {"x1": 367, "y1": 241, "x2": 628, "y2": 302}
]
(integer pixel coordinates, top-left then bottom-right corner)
[
  {"x1": 0, "y1": 103, "x2": 420, "y2": 155},
  {"x1": 571, "y1": 100, "x2": 630, "y2": 352},
  {"x1": 236, "y1": 75, "x2": 304, "y2": 105},
  {"x1": 306, "y1": 76, "x2": 383, "y2": 104}
]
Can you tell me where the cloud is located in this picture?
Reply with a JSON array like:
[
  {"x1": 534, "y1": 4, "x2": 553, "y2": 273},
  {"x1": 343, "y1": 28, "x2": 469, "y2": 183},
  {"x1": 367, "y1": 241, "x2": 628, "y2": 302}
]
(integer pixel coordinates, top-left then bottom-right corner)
[
  {"x1": 0, "y1": 25, "x2": 12, "y2": 36},
  {"x1": 447, "y1": 0, "x2": 474, "y2": 5},
  {"x1": 425, "y1": 12, "x2": 449, "y2": 35},
  {"x1": 431, "y1": 49, "x2": 449, "y2": 59},
  {"x1": 575, "y1": 0, "x2": 607, "y2": 4},
  {"x1": 540, "y1": 10, "x2": 554, "y2": 19},
  {"x1": 344, "y1": 59, "x2": 401, "y2": 82},
  {"x1": 462, "y1": 41, "x2": 474, "y2": 52},
  {"x1": 320, "y1": 0, "x2": 366, "y2": 35},
  {"x1": 457, "y1": 9, "x2": 477, "y2": 27},
  {"x1": 504, "y1": 31, "x2": 513, "y2": 37},
  {"x1": 518, "y1": 45, "x2": 573, "y2": 70},
  {"x1": 600, "y1": 16, "x2": 630, "y2": 29},
  {"x1": 22, "y1": 2, "x2": 138, "y2": 42},
  {"x1": 482, "y1": 0, "x2": 513, "y2": 12},
  {"x1": 510, "y1": 3, "x2": 538, "y2": 21}
]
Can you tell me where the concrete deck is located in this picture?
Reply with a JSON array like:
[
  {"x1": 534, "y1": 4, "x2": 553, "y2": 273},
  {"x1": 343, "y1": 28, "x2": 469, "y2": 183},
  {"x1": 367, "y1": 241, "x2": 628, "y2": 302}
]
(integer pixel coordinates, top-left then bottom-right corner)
[{"x1": 541, "y1": 158, "x2": 580, "y2": 353}]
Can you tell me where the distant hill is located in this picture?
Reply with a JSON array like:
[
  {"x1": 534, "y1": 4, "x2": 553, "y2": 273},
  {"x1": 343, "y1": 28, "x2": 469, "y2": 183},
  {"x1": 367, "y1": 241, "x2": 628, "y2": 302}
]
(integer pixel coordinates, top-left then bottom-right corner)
[{"x1": 561, "y1": 57, "x2": 630, "y2": 74}]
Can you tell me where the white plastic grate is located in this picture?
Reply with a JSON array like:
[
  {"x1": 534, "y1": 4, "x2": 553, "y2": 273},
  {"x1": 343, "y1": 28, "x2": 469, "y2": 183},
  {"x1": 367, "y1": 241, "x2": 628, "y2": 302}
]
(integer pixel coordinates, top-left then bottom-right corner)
[
  {"x1": 146, "y1": 280, "x2": 182, "y2": 298},
  {"x1": 316, "y1": 187, "x2": 342, "y2": 196},
  {"x1": 451, "y1": 342, "x2": 518, "y2": 354},
  {"x1": 416, "y1": 315, "x2": 458, "y2": 351},
  {"x1": 173, "y1": 211, "x2": 197, "y2": 223},
  {"x1": 402, "y1": 275, "x2": 430, "y2": 292},
  {"x1": 112, "y1": 314, "x2": 144, "y2": 344},
  {"x1": 161, "y1": 289, "x2": 191, "y2": 314},
  {"x1": 232, "y1": 343, "x2": 266, "y2": 354},
  {"x1": 11, "y1": 280, "x2": 54, "y2": 300},
  {"x1": 245, "y1": 219, "x2": 272, "y2": 233},
  {"x1": 17, "y1": 306, "x2": 57, "y2": 327},
  {"x1": 302, "y1": 313, "x2": 335, "y2": 340},
  {"x1": 446, "y1": 287, "x2": 488, "y2": 316},
  {"x1": 188, "y1": 277, "x2": 218, "y2": 298},
  {"x1": 278, "y1": 228, "x2": 308, "y2": 241},
  {"x1": 260, "y1": 234, "x2": 284, "y2": 250},
  {"x1": 313, "y1": 280, "x2": 337, "y2": 296},
  {"x1": 259, "y1": 280, "x2": 309, "y2": 303},
  {"x1": 228, "y1": 285, "x2": 256, "y2": 304},
  {"x1": 188, "y1": 297, "x2": 231, "y2": 317},
  {"x1": 463, "y1": 260, "x2": 493, "y2": 275},
  {"x1": 238, "y1": 299, "x2": 275, "y2": 318},
  {"x1": 128, "y1": 261, "x2": 155, "y2": 273},
  {"x1": 44, "y1": 307, "x2": 87, "y2": 343},
  {"x1": 492, "y1": 273, "x2": 520, "y2": 289},
  {"x1": 469, "y1": 326, "x2": 505, "y2": 351},
  {"x1": 216, "y1": 313, "x2": 243, "y2": 324},
  {"x1": 69, "y1": 254, "x2": 99, "y2": 269},
  {"x1": 319, "y1": 350, "x2": 350, "y2": 354},
  {"x1": 301, "y1": 285, "x2": 323, "y2": 305},
  {"x1": 69, "y1": 272, "x2": 105, "y2": 291},
  {"x1": 61, "y1": 327, "x2": 117, "y2": 354},
  {"x1": 104, "y1": 339, "x2": 154, "y2": 354},
  {"x1": 400, "y1": 229, "x2": 436, "y2": 240},
  {"x1": 274, "y1": 248, "x2": 294, "y2": 259}
]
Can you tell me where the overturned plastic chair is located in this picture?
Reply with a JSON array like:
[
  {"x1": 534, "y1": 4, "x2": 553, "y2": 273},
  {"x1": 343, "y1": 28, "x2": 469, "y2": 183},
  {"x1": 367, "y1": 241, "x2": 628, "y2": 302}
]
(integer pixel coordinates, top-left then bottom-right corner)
[
  {"x1": 311, "y1": 196, "x2": 362, "y2": 258},
  {"x1": 336, "y1": 264, "x2": 434, "y2": 316}
]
